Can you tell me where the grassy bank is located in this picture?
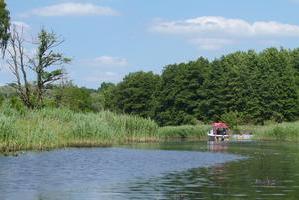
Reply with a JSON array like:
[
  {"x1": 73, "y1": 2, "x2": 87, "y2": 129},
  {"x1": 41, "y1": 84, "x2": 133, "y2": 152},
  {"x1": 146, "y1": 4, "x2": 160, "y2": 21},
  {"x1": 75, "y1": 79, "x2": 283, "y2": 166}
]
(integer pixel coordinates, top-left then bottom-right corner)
[
  {"x1": 2, "y1": 104, "x2": 299, "y2": 154},
  {"x1": 0, "y1": 106, "x2": 159, "y2": 153},
  {"x1": 246, "y1": 121, "x2": 299, "y2": 142},
  {"x1": 157, "y1": 125, "x2": 210, "y2": 140},
  {"x1": 0, "y1": 106, "x2": 208, "y2": 153}
]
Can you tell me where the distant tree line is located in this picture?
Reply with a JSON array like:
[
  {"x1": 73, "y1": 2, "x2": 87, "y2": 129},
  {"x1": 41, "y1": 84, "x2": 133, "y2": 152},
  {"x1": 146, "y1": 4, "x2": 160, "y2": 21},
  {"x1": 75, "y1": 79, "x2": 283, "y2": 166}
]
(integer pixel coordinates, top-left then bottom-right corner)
[{"x1": 98, "y1": 48, "x2": 299, "y2": 126}]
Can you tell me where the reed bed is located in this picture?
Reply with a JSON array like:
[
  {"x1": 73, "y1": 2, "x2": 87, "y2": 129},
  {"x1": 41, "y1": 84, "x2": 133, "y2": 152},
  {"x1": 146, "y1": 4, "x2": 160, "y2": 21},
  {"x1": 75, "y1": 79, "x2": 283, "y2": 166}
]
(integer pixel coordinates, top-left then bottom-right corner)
[
  {"x1": 157, "y1": 125, "x2": 210, "y2": 140},
  {"x1": 0, "y1": 106, "x2": 159, "y2": 153},
  {"x1": 251, "y1": 121, "x2": 299, "y2": 142},
  {"x1": 0, "y1": 106, "x2": 210, "y2": 153},
  {"x1": 3, "y1": 104, "x2": 298, "y2": 154}
]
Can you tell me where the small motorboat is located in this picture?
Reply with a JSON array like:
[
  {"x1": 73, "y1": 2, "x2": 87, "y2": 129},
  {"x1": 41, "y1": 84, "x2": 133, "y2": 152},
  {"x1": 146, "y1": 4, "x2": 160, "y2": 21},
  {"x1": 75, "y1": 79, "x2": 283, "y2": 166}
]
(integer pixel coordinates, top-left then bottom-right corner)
[
  {"x1": 207, "y1": 122, "x2": 230, "y2": 142},
  {"x1": 231, "y1": 133, "x2": 254, "y2": 141}
]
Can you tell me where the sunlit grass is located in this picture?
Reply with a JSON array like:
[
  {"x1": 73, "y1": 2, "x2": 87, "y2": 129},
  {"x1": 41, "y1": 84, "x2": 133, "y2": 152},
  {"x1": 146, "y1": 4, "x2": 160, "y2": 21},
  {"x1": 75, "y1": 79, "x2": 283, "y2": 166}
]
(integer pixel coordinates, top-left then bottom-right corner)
[
  {"x1": 250, "y1": 122, "x2": 299, "y2": 142},
  {"x1": 157, "y1": 125, "x2": 210, "y2": 140},
  {"x1": 0, "y1": 106, "x2": 159, "y2": 153},
  {"x1": 3, "y1": 104, "x2": 298, "y2": 154},
  {"x1": 1, "y1": 106, "x2": 211, "y2": 153}
]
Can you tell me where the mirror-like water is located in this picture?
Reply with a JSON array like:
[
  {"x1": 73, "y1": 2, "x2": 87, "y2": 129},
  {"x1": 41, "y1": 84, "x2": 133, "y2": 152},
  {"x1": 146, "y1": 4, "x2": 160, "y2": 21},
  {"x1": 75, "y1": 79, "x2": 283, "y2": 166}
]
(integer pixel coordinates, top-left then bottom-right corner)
[{"x1": 1, "y1": 141, "x2": 299, "y2": 199}]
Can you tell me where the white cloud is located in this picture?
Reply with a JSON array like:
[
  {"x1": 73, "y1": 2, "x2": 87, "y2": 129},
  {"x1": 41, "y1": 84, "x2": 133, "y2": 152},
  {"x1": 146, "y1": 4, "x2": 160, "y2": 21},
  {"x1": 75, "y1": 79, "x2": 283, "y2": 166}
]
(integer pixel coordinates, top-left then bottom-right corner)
[
  {"x1": 23, "y1": 3, "x2": 119, "y2": 17},
  {"x1": 92, "y1": 56, "x2": 128, "y2": 67},
  {"x1": 11, "y1": 21, "x2": 30, "y2": 30},
  {"x1": 150, "y1": 16, "x2": 299, "y2": 50}
]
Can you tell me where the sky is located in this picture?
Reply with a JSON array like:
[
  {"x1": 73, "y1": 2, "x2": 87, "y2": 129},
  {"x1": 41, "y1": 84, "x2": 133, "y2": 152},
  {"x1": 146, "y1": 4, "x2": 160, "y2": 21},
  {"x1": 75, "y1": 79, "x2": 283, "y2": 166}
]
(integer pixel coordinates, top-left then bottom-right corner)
[{"x1": 1, "y1": 0, "x2": 299, "y2": 88}]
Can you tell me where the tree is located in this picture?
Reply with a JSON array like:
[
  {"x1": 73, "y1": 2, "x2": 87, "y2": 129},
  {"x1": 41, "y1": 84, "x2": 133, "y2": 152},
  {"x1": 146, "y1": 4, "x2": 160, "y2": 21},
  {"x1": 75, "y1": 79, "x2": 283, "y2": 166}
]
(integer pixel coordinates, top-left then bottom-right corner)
[
  {"x1": 200, "y1": 58, "x2": 227, "y2": 122},
  {"x1": 5, "y1": 25, "x2": 33, "y2": 108},
  {"x1": 113, "y1": 71, "x2": 160, "y2": 118},
  {"x1": 52, "y1": 83, "x2": 93, "y2": 112},
  {"x1": 97, "y1": 82, "x2": 117, "y2": 111},
  {"x1": 256, "y1": 48, "x2": 298, "y2": 123},
  {"x1": 0, "y1": 0, "x2": 10, "y2": 55},
  {"x1": 30, "y1": 29, "x2": 71, "y2": 107},
  {"x1": 201, "y1": 51, "x2": 252, "y2": 122},
  {"x1": 156, "y1": 57, "x2": 210, "y2": 125},
  {"x1": 239, "y1": 50, "x2": 262, "y2": 123},
  {"x1": 5, "y1": 27, "x2": 70, "y2": 108},
  {"x1": 290, "y1": 48, "x2": 299, "y2": 92}
]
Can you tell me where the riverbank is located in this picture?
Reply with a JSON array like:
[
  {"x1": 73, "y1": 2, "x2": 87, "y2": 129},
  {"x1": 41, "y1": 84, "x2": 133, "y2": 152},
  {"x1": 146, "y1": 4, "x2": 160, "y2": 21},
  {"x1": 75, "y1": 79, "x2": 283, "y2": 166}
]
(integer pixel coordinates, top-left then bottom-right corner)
[
  {"x1": 1, "y1": 106, "x2": 299, "y2": 154},
  {"x1": 245, "y1": 121, "x2": 299, "y2": 142},
  {"x1": 0, "y1": 107, "x2": 209, "y2": 153}
]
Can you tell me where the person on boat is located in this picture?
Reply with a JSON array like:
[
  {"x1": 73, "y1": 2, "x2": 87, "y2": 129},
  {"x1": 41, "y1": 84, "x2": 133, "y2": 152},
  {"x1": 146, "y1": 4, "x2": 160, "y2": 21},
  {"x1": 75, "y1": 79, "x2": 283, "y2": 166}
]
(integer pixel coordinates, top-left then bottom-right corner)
[{"x1": 223, "y1": 128, "x2": 227, "y2": 135}]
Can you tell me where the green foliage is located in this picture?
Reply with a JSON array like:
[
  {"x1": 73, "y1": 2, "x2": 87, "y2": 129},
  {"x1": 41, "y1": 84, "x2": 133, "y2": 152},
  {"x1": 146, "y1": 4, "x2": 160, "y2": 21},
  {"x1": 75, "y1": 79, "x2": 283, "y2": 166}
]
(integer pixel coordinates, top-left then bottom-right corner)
[
  {"x1": 32, "y1": 29, "x2": 71, "y2": 107},
  {"x1": 97, "y1": 82, "x2": 117, "y2": 111},
  {"x1": 0, "y1": 106, "x2": 219, "y2": 153},
  {"x1": 0, "y1": 0, "x2": 10, "y2": 53},
  {"x1": 52, "y1": 84, "x2": 93, "y2": 112},
  {"x1": 9, "y1": 96, "x2": 26, "y2": 114},
  {"x1": 254, "y1": 48, "x2": 298, "y2": 123},
  {"x1": 112, "y1": 71, "x2": 160, "y2": 118},
  {"x1": 0, "y1": 107, "x2": 160, "y2": 152},
  {"x1": 0, "y1": 114, "x2": 17, "y2": 142},
  {"x1": 252, "y1": 121, "x2": 299, "y2": 142},
  {"x1": 220, "y1": 111, "x2": 244, "y2": 129},
  {"x1": 2, "y1": 46, "x2": 299, "y2": 127},
  {"x1": 157, "y1": 125, "x2": 210, "y2": 140},
  {"x1": 156, "y1": 57, "x2": 210, "y2": 125},
  {"x1": 95, "y1": 48, "x2": 299, "y2": 126}
]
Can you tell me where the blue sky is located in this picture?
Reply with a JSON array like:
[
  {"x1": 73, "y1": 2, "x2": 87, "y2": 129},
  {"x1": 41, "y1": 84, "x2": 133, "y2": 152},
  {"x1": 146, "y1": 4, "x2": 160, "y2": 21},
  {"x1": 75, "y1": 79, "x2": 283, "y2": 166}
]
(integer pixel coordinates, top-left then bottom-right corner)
[{"x1": 1, "y1": 0, "x2": 299, "y2": 88}]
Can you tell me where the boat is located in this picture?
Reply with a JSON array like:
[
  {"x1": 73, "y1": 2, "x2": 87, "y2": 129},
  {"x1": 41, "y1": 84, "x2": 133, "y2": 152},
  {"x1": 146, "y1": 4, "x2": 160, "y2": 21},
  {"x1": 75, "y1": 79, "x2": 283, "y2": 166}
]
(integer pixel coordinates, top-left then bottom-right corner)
[
  {"x1": 207, "y1": 122, "x2": 230, "y2": 142},
  {"x1": 207, "y1": 122, "x2": 254, "y2": 142},
  {"x1": 231, "y1": 133, "x2": 254, "y2": 141}
]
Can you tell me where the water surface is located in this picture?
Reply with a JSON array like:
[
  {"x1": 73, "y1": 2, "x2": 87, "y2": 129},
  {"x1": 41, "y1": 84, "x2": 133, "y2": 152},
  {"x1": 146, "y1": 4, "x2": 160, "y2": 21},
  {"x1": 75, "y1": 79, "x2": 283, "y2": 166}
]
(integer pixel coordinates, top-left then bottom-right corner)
[{"x1": 1, "y1": 141, "x2": 299, "y2": 199}]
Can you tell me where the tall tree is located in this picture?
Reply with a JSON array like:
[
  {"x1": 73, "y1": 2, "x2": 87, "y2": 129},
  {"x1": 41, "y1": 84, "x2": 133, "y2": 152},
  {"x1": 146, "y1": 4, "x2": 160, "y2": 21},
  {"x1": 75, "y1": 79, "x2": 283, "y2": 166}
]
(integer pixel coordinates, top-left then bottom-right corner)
[
  {"x1": 5, "y1": 25, "x2": 33, "y2": 108},
  {"x1": 97, "y1": 82, "x2": 117, "y2": 111},
  {"x1": 156, "y1": 57, "x2": 210, "y2": 125},
  {"x1": 52, "y1": 83, "x2": 93, "y2": 112},
  {"x1": 200, "y1": 58, "x2": 227, "y2": 121},
  {"x1": 5, "y1": 28, "x2": 70, "y2": 108},
  {"x1": 257, "y1": 48, "x2": 298, "y2": 123},
  {"x1": 0, "y1": 0, "x2": 10, "y2": 55},
  {"x1": 240, "y1": 50, "x2": 262, "y2": 123},
  {"x1": 30, "y1": 29, "x2": 71, "y2": 107},
  {"x1": 114, "y1": 71, "x2": 160, "y2": 118}
]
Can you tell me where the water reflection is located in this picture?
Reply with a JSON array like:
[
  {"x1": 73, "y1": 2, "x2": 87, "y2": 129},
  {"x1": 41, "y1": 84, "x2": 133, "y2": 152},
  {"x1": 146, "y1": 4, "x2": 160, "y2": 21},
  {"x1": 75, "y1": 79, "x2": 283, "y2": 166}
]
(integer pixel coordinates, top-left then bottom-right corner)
[
  {"x1": 1, "y1": 142, "x2": 299, "y2": 199},
  {"x1": 117, "y1": 142, "x2": 299, "y2": 199},
  {"x1": 0, "y1": 147, "x2": 241, "y2": 200},
  {"x1": 207, "y1": 141, "x2": 228, "y2": 152}
]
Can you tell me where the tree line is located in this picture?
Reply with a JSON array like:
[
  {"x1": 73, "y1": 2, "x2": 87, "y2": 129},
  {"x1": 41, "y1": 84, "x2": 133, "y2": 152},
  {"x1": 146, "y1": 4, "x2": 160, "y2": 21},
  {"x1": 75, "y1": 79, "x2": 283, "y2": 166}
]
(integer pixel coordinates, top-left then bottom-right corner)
[{"x1": 99, "y1": 48, "x2": 299, "y2": 126}]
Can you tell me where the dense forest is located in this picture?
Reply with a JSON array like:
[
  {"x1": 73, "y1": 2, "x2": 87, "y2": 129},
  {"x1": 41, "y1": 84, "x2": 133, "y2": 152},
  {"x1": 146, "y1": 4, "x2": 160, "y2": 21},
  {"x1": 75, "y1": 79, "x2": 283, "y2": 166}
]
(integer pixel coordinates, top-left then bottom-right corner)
[
  {"x1": 1, "y1": 47, "x2": 299, "y2": 126},
  {"x1": 97, "y1": 48, "x2": 299, "y2": 126}
]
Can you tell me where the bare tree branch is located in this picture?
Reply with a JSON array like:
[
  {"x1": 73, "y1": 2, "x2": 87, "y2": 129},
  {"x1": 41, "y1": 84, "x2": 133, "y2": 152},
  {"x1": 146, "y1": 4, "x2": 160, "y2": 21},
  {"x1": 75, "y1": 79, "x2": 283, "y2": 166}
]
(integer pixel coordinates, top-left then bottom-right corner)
[{"x1": 5, "y1": 25, "x2": 33, "y2": 108}]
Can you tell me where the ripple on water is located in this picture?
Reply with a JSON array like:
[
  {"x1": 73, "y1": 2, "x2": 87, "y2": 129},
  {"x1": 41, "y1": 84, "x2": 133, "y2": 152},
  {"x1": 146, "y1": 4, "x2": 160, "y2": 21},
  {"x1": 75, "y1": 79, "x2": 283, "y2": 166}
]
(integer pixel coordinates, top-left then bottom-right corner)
[{"x1": 0, "y1": 147, "x2": 243, "y2": 200}]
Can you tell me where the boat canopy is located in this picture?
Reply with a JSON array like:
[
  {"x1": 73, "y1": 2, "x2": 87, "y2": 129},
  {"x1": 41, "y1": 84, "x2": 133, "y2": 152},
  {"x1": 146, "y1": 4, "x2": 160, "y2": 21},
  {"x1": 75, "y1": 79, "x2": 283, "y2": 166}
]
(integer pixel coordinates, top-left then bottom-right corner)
[{"x1": 212, "y1": 122, "x2": 229, "y2": 129}]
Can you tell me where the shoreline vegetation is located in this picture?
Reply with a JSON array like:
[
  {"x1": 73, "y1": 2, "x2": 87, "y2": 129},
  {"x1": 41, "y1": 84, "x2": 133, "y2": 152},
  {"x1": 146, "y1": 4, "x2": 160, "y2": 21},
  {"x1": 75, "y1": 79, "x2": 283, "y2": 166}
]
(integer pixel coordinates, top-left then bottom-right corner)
[
  {"x1": 1, "y1": 106, "x2": 299, "y2": 154},
  {"x1": 0, "y1": 106, "x2": 210, "y2": 154}
]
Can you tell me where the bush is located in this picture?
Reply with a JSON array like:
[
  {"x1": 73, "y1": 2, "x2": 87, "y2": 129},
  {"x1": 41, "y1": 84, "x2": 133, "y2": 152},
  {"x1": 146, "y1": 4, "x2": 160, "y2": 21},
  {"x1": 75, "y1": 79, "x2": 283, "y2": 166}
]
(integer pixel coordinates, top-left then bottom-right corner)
[{"x1": 221, "y1": 111, "x2": 244, "y2": 129}]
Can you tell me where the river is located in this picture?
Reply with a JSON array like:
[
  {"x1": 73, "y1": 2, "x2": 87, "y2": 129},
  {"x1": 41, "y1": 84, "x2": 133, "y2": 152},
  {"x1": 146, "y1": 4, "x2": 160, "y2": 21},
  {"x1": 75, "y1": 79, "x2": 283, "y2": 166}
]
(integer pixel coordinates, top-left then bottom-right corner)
[{"x1": 0, "y1": 141, "x2": 299, "y2": 199}]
